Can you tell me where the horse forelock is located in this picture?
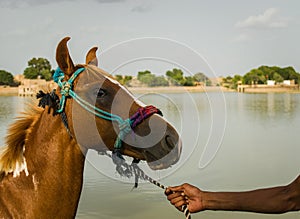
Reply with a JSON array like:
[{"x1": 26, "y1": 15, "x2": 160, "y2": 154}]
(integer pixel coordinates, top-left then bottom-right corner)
[{"x1": 0, "y1": 104, "x2": 42, "y2": 178}]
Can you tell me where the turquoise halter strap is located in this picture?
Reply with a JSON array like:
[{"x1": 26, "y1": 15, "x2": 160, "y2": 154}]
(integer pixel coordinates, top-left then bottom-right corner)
[
  {"x1": 53, "y1": 67, "x2": 132, "y2": 149},
  {"x1": 53, "y1": 67, "x2": 161, "y2": 150}
]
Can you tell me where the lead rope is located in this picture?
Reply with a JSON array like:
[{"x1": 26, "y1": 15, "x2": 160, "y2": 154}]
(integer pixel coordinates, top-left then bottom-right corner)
[
  {"x1": 131, "y1": 163, "x2": 192, "y2": 219},
  {"x1": 110, "y1": 153, "x2": 191, "y2": 219}
]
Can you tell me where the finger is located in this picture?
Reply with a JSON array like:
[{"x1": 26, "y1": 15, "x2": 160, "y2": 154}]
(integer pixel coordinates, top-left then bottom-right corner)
[
  {"x1": 170, "y1": 196, "x2": 185, "y2": 206},
  {"x1": 174, "y1": 199, "x2": 187, "y2": 211},
  {"x1": 167, "y1": 185, "x2": 184, "y2": 193},
  {"x1": 164, "y1": 188, "x2": 172, "y2": 196},
  {"x1": 166, "y1": 192, "x2": 182, "y2": 201}
]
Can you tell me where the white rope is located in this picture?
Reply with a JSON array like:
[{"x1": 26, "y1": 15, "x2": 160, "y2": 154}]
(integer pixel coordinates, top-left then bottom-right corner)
[
  {"x1": 131, "y1": 163, "x2": 191, "y2": 219},
  {"x1": 109, "y1": 153, "x2": 191, "y2": 219}
]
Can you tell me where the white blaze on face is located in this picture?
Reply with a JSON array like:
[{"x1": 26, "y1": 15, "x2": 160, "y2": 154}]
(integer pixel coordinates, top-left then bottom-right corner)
[{"x1": 104, "y1": 75, "x2": 146, "y2": 107}]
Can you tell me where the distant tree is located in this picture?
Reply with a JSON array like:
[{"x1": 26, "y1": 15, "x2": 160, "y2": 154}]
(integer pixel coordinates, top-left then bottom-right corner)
[
  {"x1": 137, "y1": 70, "x2": 151, "y2": 81},
  {"x1": 273, "y1": 72, "x2": 284, "y2": 83},
  {"x1": 23, "y1": 57, "x2": 52, "y2": 81},
  {"x1": 166, "y1": 68, "x2": 184, "y2": 86},
  {"x1": 151, "y1": 76, "x2": 169, "y2": 87},
  {"x1": 193, "y1": 72, "x2": 212, "y2": 86},
  {"x1": 284, "y1": 66, "x2": 300, "y2": 83},
  {"x1": 222, "y1": 76, "x2": 232, "y2": 84},
  {"x1": 221, "y1": 75, "x2": 242, "y2": 89},
  {"x1": 193, "y1": 72, "x2": 208, "y2": 82},
  {"x1": 137, "y1": 70, "x2": 169, "y2": 87},
  {"x1": 115, "y1": 74, "x2": 132, "y2": 86},
  {"x1": 221, "y1": 65, "x2": 300, "y2": 90},
  {"x1": 231, "y1": 75, "x2": 242, "y2": 89},
  {"x1": 256, "y1": 66, "x2": 300, "y2": 83},
  {"x1": 206, "y1": 80, "x2": 212, "y2": 86},
  {"x1": 115, "y1": 75, "x2": 123, "y2": 83},
  {"x1": 222, "y1": 76, "x2": 232, "y2": 88},
  {"x1": 0, "y1": 70, "x2": 15, "y2": 86},
  {"x1": 23, "y1": 67, "x2": 39, "y2": 80},
  {"x1": 138, "y1": 73, "x2": 155, "y2": 85},
  {"x1": 124, "y1": 76, "x2": 133, "y2": 84},
  {"x1": 243, "y1": 69, "x2": 266, "y2": 85},
  {"x1": 182, "y1": 76, "x2": 195, "y2": 86}
]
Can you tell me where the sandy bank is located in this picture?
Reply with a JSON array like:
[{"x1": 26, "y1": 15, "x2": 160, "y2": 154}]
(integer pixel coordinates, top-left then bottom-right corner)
[
  {"x1": 0, "y1": 86, "x2": 18, "y2": 96},
  {"x1": 128, "y1": 86, "x2": 232, "y2": 94}
]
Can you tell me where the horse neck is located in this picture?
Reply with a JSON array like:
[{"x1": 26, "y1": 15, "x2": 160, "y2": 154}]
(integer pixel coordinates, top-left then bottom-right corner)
[{"x1": 23, "y1": 109, "x2": 86, "y2": 216}]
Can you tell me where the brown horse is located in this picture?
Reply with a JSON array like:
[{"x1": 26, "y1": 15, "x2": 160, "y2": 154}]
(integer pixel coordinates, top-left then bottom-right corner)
[{"x1": 0, "y1": 37, "x2": 182, "y2": 218}]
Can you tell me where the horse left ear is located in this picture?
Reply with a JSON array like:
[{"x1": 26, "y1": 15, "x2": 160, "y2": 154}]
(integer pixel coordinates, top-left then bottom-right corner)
[
  {"x1": 56, "y1": 37, "x2": 75, "y2": 76},
  {"x1": 86, "y1": 47, "x2": 98, "y2": 66}
]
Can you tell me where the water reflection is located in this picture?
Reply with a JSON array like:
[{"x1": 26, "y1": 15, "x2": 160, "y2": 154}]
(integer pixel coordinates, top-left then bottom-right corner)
[
  {"x1": 239, "y1": 93, "x2": 298, "y2": 121},
  {"x1": 0, "y1": 95, "x2": 299, "y2": 219},
  {"x1": 0, "y1": 96, "x2": 28, "y2": 143}
]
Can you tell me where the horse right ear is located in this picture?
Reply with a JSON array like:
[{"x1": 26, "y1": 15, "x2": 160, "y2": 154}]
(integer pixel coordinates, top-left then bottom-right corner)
[
  {"x1": 56, "y1": 37, "x2": 75, "y2": 76},
  {"x1": 86, "y1": 47, "x2": 98, "y2": 66}
]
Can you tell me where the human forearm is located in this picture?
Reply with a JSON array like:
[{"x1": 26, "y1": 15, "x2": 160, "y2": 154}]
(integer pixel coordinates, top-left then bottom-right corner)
[{"x1": 203, "y1": 177, "x2": 300, "y2": 213}]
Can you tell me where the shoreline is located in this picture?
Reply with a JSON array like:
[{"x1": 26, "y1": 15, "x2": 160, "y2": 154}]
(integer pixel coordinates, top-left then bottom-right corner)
[
  {"x1": 0, "y1": 85, "x2": 299, "y2": 96},
  {"x1": 0, "y1": 86, "x2": 18, "y2": 96},
  {"x1": 128, "y1": 86, "x2": 233, "y2": 94}
]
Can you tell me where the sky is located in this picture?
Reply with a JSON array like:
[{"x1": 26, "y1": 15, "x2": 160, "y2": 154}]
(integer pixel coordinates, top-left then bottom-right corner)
[{"x1": 0, "y1": 0, "x2": 299, "y2": 77}]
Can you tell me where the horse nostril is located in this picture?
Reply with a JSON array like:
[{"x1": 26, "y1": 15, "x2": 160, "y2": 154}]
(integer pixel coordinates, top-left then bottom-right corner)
[{"x1": 165, "y1": 135, "x2": 175, "y2": 150}]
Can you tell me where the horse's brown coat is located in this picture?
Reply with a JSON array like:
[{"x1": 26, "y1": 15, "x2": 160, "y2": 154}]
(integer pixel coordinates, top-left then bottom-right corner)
[{"x1": 0, "y1": 37, "x2": 181, "y2": 218}]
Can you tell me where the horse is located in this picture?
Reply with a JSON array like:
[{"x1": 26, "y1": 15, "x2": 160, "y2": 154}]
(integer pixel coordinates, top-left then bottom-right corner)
[{"x1": 0, "y1": 37, "x2": 182, "y2": 218}]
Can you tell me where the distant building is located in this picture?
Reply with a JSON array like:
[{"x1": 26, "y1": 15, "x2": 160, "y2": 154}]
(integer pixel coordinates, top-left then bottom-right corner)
[
  {"x1": 237, "y1": 80, "x2": 299, "y2": 93},
  {"x1": 14, "y1": 74, "x2": 24, "y2": 84},
  {"x1": 283, "y1": 80, "x2": 295, "y2": 85},
  {"x1": 18, "y1": 78, "x2": 55, "y2": 96},
  {"x1": 267, "y1": 80, "x2": 275, "y2": 86}
]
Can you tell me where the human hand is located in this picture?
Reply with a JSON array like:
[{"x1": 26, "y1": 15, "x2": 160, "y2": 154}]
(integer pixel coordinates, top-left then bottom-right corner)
[{"x1": 165, "y1": 183, "x2": 205, "y2": 213}]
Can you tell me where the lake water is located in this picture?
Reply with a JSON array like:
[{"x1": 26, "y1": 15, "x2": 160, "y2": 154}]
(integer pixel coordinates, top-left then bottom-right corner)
[{"x1": 0, "y1": 92, "x2": 299, "y2": 219}]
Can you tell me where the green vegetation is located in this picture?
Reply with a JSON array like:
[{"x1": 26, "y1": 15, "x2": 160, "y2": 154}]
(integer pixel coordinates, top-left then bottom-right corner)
[
  {"x1": 243, "y1": 66, "x2": 300, "y2": 85},
  {"x1": 0, "y1": 70, "x2": 17, "y2": 86},
  {"x1": 223, "y1": 66, "x2": 300, "y2": 90},
  {"x1": 166, "y1": 68, "x2": 185, "y2": 86},
  {"x1": 165, "y1": 69, "x2": 212, "y2": 86},
  {"x1": 115, "y1": 69, "x2": 214, "y2": 87},
  {"x1": 23, "y1": 57, "x2": 53, "y2": 81},
  {"x1": 115, "y1": 75, "x2": 132, "y2": 86},
  {"x1": 4, "y1": 56, "x2": 299, "y2": 91},
  {"x1": 137, "y1": 70, "x2": 169, "y2": 87},
  {"x1": 193, "y1": 72, "x2": 212, "y2": 86},
  {"x1": 222, "y1": 75, "x2": 242, "y2": 89}
]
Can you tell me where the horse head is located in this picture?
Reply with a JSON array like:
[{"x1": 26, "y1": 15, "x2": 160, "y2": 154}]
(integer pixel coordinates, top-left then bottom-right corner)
[{"x1": 55, "y1": 37, "x2": 182, "y2": 170}]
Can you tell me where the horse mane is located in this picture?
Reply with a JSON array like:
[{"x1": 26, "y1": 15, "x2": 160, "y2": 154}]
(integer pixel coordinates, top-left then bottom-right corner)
[
  {"x1": 0, "y1": 66, "x2": 114, "y2": 178},
  {"x1": 0, "y1": 101, "x2": 43, "y2": 178}
]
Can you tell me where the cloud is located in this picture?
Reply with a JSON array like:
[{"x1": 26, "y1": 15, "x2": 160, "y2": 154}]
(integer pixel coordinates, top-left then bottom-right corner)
[{"x1": 235, "y1": 8, "x2": 288, "y2": 29}]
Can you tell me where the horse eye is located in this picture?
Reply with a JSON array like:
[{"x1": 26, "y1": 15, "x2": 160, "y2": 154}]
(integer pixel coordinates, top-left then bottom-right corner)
[{"x1": 96, "y1": 89, "x2": 106, "y2": 98}]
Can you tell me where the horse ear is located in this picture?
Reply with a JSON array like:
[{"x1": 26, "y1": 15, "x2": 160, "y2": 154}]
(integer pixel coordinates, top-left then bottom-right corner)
[
  {"x1": 56, "y1": 37, "x2": 75, "y2": 76},
  {"x1": 86, "y1": 47, "x2": 98, "y2": 66}
]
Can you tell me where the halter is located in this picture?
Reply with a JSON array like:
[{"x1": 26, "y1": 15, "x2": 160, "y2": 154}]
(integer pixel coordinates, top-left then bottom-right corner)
[
  {"x1": 38, "y1": 67, "x2": 191, "y2": 219},
  {"x1": 53, "y1": 67, "x2": 162, "y2": 152}
]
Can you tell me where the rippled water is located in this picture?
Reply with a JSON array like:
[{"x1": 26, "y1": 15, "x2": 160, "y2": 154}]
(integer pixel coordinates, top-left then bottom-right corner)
[{"x1": 0, "y1": 93, "x2": 299, "y2": 219}]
